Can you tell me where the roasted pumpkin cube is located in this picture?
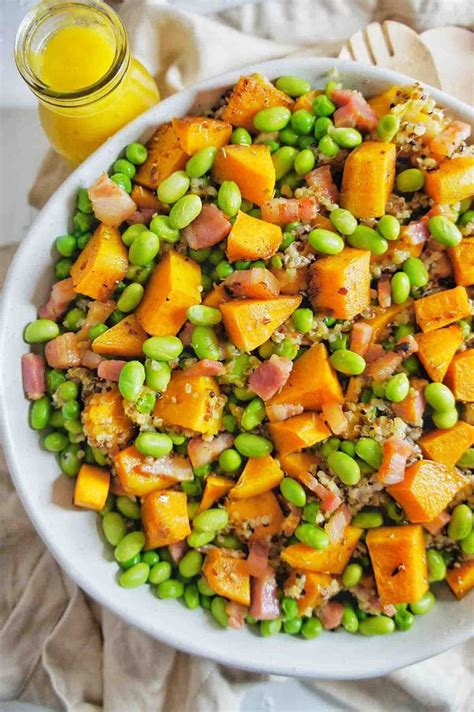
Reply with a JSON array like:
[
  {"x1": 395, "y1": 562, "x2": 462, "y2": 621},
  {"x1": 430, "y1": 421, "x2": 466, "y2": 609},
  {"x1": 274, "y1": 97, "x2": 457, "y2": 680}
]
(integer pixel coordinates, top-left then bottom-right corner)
[
  {"x1": 153, "y1": 372, "x2": 223, "y2": 435},
  {"x1": 340, "y1": 141, "x2": 396, "y2": 218},
  {"x1": 135, "y1": 123, "x2": 189, "y2": 190},
  {"x1": 271, "y1": 265, "x2": 309, "y2": 295},
  {"x1": 278, "y1": 451, "x2": 320, "y2": 478},
  {"x1": 203, "y1": 549, "x2": 250, "y2": 605},
  {"x1": 418, "y1": 422, "x2": 474, "y2": 468},
  {"x1": 293, "y1": 89, "x2": 323, "y2": 112},
  {"x1": 388, "y1": 459, "x2": 469, "y2": 523},
  {"x1": 230, "y1": 455, "x2": 283, "y2": 500},
  {"x1": 226, "y1": 491, "x2": 284, "y2": 540},
  {"x1": 137, "y1": 251, "x2": 201, "y2": 336},
  {"x1": 92, "y1": 314, "x2": 148, "y2": 358},
  {"x1": 269, "y1": 412, "x2": 330, "y2": 457},
  {"x1": 220, "y1": 295, "x2": 301, "y2": 352},
  {"x1": 113, "y1": 445, "x2": 193, "y2": 496},
  {"x1": 414, "y1": 286, "x2": 470, "y2": 333},
  {"x1": 130, "y1": 184, "x2": 161, "y2": 211},
  {"x1": 203, "y1": 284, "x2": 230, "y2": 308},
  {"x1": 310, "y1": 248, "x2": 371, "y2": 320},
  {"x1": 448, "y1": 237, "x2": 474, "y2": 287},
  {"x1": 424, "y1": 156, "x2": 474, "y2": 204},
  {"x1": 444, "y1": 349, "x2": 474, "y2": 402},
  {"x1": 213, "y1": 144, "x2": 275, "y2": 206},
  {"x1": 226, "y1": 210, "x2": 282, "y2": 263},
  {"x1": 362, "y1": 301, "x2": 414, "y2": 342},
  {"x1": 220, "y1": 73, "x2": 294, "y2": 131},
  {"x1": 415, "y1": 325, "x2": 463, "y2": 382},
  {"x1": 172, "y1": 116, "x2": 232, "y2": 155},
  {"x1": 82, "y1": 387, "x2": 133, "y2": 453},
  {"x1": 368, "y1": 86, "x2": 406, "y2": 117},
  {"x1": 284, "y1": 570, "x2": 335, "y2": 616},
  {"x1": 142, "y1": 490, "x2": 191, "y2": 549},
  {"x1": 70, "y1": 223, "x2": 128, "y2": 301},
  {"x1": 281, "y1": 526, "x2": 363, "y2": 574},
  {"x1": 446, "y1": 561, "x2": 474, "y2": 599},
  {"x1": 366, "y1": 525, "x2": 428, "y2": 605},
  {"x1": 74, "y1": 464, "x2": 110, "y2": 512},
  {"x1": 198, "y1": 475, "x2": 234, "y2": 513}
]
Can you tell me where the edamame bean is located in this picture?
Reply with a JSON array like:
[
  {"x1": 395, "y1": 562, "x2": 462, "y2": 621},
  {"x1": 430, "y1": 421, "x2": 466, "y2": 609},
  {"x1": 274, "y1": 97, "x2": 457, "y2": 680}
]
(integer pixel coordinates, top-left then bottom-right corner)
[
  {"x1": 157, "y1": 170, "x2": 190, "y2": 204},
  {"x1": 114, "y1": 531, "x2": 145, "y2": 563},
  {"x1": 309, "y1": 228, "x2": 345, "y2": 255},
  {"x1": 119, "y1": 562, "x2": 150, "y2": 588},
  {"x1": 234, "y1": 433, "x2": 273, "y2": 457},
  {"x1": 169, "y1": 194, "x2": 202, "y2": 229},
  {"x1": 143, "y1": 336, "x2": 183, "y2": 361},
  {"x1": 135, "y1": 432, "x2": 173, "y2": 458},
  {"x1": 396, "y1": 168, "x2": 425, "y2": 193},
  {"x1": 303, "y1": 502, "x2": 320, "y2": 524},
  {"x1": 43, "y1": 431, "x2": 69, "y2": 452},
  {"x1": 284, "y1": 618, "x2": 303, "y2": 635},
  {"x1": 313, "y1": 95, "x2": 335, "y2": 116},
  {"x1": 253, "y1": 106, "x2": 291, "y2": 132},
  {"x1": 186, "y1": 147, "x2": 217, "y2": 178},
  {"x1": 275, "y1": 76, "x2": 311, "y2": 97},
  {"x1": 188, "y1": 530, "x2": 216, "y2": 549},
  {"x1": 241, "y1": 398, "x2": 266, "y2": 431},
  {"x1": 197, "y1": 577, "x2": 214, "y2": 597},
  {"x1": 295, "y1": 523, "x2": 329, "y2": 549},
  {"x1": 352, "y1": 508, "x2": 384, "y2": 528},
  {"x1": 186, "y1": 304, "x2": 222, "y2": 326},
  {"x1": 428, "y1": 215, "x2": 462, "y2": 247},
  {"x1": 427, "y1": 549, "x2": 446, "y2": 582},
  {"x1": 461, "y1": 530, "x2": 474, "y2": 555},
  {"x1": 342, "y1": 562, "x2": 363, "y2": 588},
  {"x1": 63, "y1": 307, "x2": 85, "y2": 331},
  {"x1": 457, "y1": 448, "x2": 474, "y2": 469},
  {"x1": 24, "y1": 319, "x2": 60, "y2": 344},
  {"x1": 290, "y1": 110, "x2": 315, "y2": 135},
  {"x1": 157, "y1": 579, "x2": 184, "y2": 599},
  {"x1": 260, "y1": 618, "x2": 282, "y2": 637},
  {"x1": 60, "y1": 443, "x2": 81, "y2": 476},
  {"x1": 355, "y1": 438, "x2": 382, "y2": 469},
  {"x1": 391, "y1": 272, "x2": 411, "y2": 305},
  {"x1": 193, "y1": 508, "x2": 229, "y2": 533},
  {"x1": 409, "y1": 590, "x2": 436, "y2": 615},
  {"x1": 301, "y1": 617, "x2": 322, "y2": 639},
  {"x1": 385, "y1": 373, "x2": 410, "y2": 403},
  {"x1": 149, "y1": 560, "x2": 172, "y2": 585},
  {"x1": 102, "y1": 511, "x2": 127, "y2": 546},
  {"x1": 432, "y1": 408, "x2": 458, "y2": 429},
  {"x1": 272, "y1": 146, "x2": 297, "y2": 179},
  {"x1": 459, "y1": 209, "x2": 474, "y2": 227},
  {"x1": 191, "y1": 325, "x2": 221, "y2": 360},
  {"x1": 118, "y1": 360, "x2": 145, "y2": 401},
  {"x1": 280, "y1": 477, "x2": 306, "y2": 507},
  {"x1": 48, "y1": 409, "x2": 63, "y2": 429},
  {"x1": 128, "y1": 231, "x2": 159, "y2": 266},
  {"x1": 215, "y1": 533, "x2": 243, "y2": 550},
  {"x1": 424, "y1": 382, "x2": 455, "y2": 412},
  {"x1": 218, "y1": 448, "x2": 242, "y2": 473},
  {"x1": 327, "y1": 450, "x2": 361, "y2": 485},
  {"x1": 142, "y1": 552, "x2": 159, "y2": 568},
  {"x1": 145, "y1": 359, "x2": 171, "y2": 392},
  {"x1": 292, "y1": 308, "x2": 314, "y2": 334},
  {"x1": 149, "y1": 215, "x2": 180, "y2": 243},
  {"x1": 329, "y1": 208, "x2": 357, "y2": 235},
  {"x1": 320, "y1": 436, "x2": 341, "y2": 458},
  {"x1": 318, "y1": 135, "x2": 339, "y2": 157},
  {"x1": 209, "y1": 596, "x2": 228, "y2": 627},
  {"x1": 340, "y1": 441, "x2": 355, "y2": 457},
  {"x1": 294, "y1": 149, "x2": 315, "y2": 175},
  {"x1": 329, "y1": 349, "x2": 366, "y2": 375},
  {"x1": 30, "y1": 396, "x2": 51, "y2": 431},
  {"x1": 184, "y1": 583, "x2": 200, "y2": 609},
  {"x1": 179, "y1": 550, "x2": 203, "y2": 578},
  {"x1": 342, "y1": 604, "x2": 359, "y2": 633},
  {"x1": 314, "y1": 116, "x2": 333, "y2": 139},
  {"x1": 116, "y1": 496, "x2": 141, "y2": 520},
  {"x1": 377, "y1": 114, "x2": 400, "y2": 141},
  {"x1": 230, "y1": 127, "x2": 252, "y2": 145},
  {"x1": 117, "y1": 283, "x2": 144, "y2": 312},
  {"x1": 279, "y1": 127, "x2": 299, "y2": 146},
  {"x1": 55, "y1": 234, "x2": 77, "y2": 257},
  {"x1": 217, "y1": 180, "x2": 242, "y2": 217},
  {"x1": 122, "y1": 223, "x2": 147, "y2": 248},
  {"x1": 330, "y1": 127, "x2": 362, "y2": 148},
  {"x1": 62, "y1": 400, "x2": 80, "y2": 421},
  {"x1": 359, "y1": 616, "x2": 395, "y2": 635},
  {"x1": 394, "y1": 609, "x2": 414, "y2": 631},
  {"x1": 347, "y1": 225, "x2": 388, "y2": 255},
  {"x1": 215, "y1": 260, "x2": 234, "y2": 279},
  {"x1": 119, "y1": 553, "x2": 140, "y2": 570},
  {"x1": 448, "y1": 504, "x2": 472, "y2": 541},
  {"x1": 378, "y1": 215, "x2": 400, "y2": 241},
  {"x1": 402, "y1": 257, "x2": 429, "y2": 287}
]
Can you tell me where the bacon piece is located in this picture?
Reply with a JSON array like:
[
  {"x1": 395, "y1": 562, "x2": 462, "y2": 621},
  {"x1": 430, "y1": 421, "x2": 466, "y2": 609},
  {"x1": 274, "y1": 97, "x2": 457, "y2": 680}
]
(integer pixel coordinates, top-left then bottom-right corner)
[
  {"x1": 97, "y1": 359, "x2": 126, "y2": 381},
  {"x1": 184, "y1": 359, "x2": 225, "y2": 377},
  {"x1": 44, "y1": 333, "x2": 81, "y2": 369},
  {"x1": 377, "y1": 437, "x2": 413, "y2": 485},
  {"x1": 365, "y1": 343, "x2": 385, "y2": 363},
  {"x1": 423, "y1": 511, "x2": 451, "y2": 536},
  {"x1": 247, "y1": 539, "x2": 270, "y2": 579},
  {"x1": 248, "y1": 355, "x2": 293, "y2": 401},
  {"x1": 88, "y1": 173, "x2": 137, "y2": 227},
  {"x1": 81, "y1": 349, "x2": 104, "y2": 370},
  {"x1": 265, "y1": 403, "x2": 304, "y2": 422},
  {"x1": 325, "y1": 504, "x2": 351, "y2": 544},
  {"x1": 179, "y1": 322, "x2": 195, "y2": 347},
  {"x1": 377, "y1": 273, "x2": 392, "y2": 309},
  {"x1": 182, "y1": 203, "x2": 231, "y2": 249},
  {"x1": 168, "y1": 539, "x2": 188, "y2": 564},
  {"x1": 223, "y1": 268, "x2": 280, "y2": 300},
  {"x1": 249, "y1": 573, "x2": 280, "y2": 620},
  {"x1": 350, "y1": 322, "x2": 373, "y2": 357},
  {"x1": 392, "y1": 378, "x2": 426, "y2": 426},
  {"x1": 430, "y1": 120, "x2": 471, "y2": 158},
  {"x1": 394, "y1": 334, "x2": 418, "y2": 357},
  {"x1": 139, "y1": 454, "x2": 193, "y2": 482},
  {"x1": 319, "y1": 601, "x2": 344, "y2": 630},
  {"x1": 367, "y1": 351, "x2": 403, "y2": 380},
  {"x1": 187, "y1": 432, "x2": 234, "y2": 469},
  {"x1": 76, "y1": 299, "x2": 116, "y2": 344},
  {"x1": 126, "y1": 208, "x2": 155, "y2": 225},
  {"x1": 226, "y1": 601, "x2": 247, "y2": 629},
  {"x1": 298, "y1": 471, "x2": 342, "y2": 513},
  {"x1": 331, "y1": 88, "x2": 378, "y2": 132},
  {"x1": 321, "y1": 401, "x2": 348, "y2": 436},
  {"x1": 281, "y1": 502, "x2": 301, "y2": 537},
  {"x1": 404, "y1": 219, "x2": 430, "y2": 247},
  {"x1": 38, "y1": 278, "x2": 76, "y2": 321},
  {"x1": 260, "y1": 196, "x2": 319, "y2": 226},
  {"x1": 306, "y1": 165, "x2": 339, "y2": 204},
  {"x1": 21, "y1": 353, "x2": 46, "y2": 400}
]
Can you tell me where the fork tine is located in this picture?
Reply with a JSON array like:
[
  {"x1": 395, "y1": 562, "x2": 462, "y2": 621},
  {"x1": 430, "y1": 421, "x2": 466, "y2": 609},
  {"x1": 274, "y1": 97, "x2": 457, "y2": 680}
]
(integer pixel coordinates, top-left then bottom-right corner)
[
  {"x1": 365, "y1": 22, "x2": 392, "y2": 63},
  {"x1": 348, "y1": 31, "x2": 374, "y2": 65},
  {"x1": 338, "y1": 46, "x2": 354, "y2": 61}
]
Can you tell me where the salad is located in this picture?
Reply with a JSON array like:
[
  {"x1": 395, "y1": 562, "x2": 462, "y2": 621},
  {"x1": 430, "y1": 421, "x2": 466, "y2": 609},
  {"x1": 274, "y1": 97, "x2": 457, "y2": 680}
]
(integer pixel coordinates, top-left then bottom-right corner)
[{"x1": 21, "y1": 73, "x2": 474, "y2": 639}]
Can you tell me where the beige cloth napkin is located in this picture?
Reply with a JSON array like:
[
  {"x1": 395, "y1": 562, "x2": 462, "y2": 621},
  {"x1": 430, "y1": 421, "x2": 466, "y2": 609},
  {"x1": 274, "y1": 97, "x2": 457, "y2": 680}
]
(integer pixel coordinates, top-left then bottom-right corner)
[{"x1": 2, "y1": 2, "x2": 474, "y2": 710}]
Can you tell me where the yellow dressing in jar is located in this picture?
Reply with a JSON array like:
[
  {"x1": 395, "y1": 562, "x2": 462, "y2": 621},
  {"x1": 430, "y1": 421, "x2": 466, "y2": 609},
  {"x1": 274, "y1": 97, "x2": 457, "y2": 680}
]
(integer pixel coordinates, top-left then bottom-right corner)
[{"x1": 15, "y1": 0, "x2": 160, "y2": 164}]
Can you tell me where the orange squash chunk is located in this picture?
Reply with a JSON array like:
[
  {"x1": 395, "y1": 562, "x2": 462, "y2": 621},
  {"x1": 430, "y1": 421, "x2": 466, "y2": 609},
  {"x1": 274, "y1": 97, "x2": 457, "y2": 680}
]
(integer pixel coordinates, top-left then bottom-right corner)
[
  {"x1": 271, "y1": 265, "x2": 309, "y2": 295},
  {"x1": 444, "y1": 349, "x2": 474, "y2": 402},
  {"x1": 113, "y1": 445, "x2": 193, "y2": 496},
  {"x1": 293, "y1": 89, "x2": 323, "y2": 112},
  {"x1": 226, "y1": 211, "x2": 282, "y2": 262},
  {"x1": 74, "y1": 464, "x2": 110, "y2": 512},
  {"x1": 424, "y1": 156, "x2": 474, "y2": 204},
  {"x1": 220, "y1": 295, "x2": 301, "y2": 352},
  {"x1": 269, "y1": 413, "x2": 330, "y2": 457},
  {"x1": 135, "y1": 123, "x2": 189, "y2": 190},
  {"x1": 92, "y1": 314, "x2": 148, "y2": 358},
  {"x1": 368, "y1": 86, "x2": 405, "y2": 117},
  {"x1": 285, "y1": 570, "x2": 335, "y2": 616},
  {"x1": 220, "y1": 73, "x2": 294, "y2": 131},
  {"x1": 172, "y1": 116, "x2": 232, "y2": 155},
  {"x1": 142, "y1": 490, "x2": 191, "y2": 549},
  {"x1": 203, "y1": 549, "x2": 250, "y2": 605},
  {"x1": 449, "y1": 237, "x2": 474, "y2": 287},
  {"x1": 414, "y1": 286, "x2": 470, "y2": 333},
  {"x1": 446, "y1": 561, "x2": 474, "y2": 599},
  {"x1": 203, "y1": 284, "x2": 230, "y2": 308},
  {"x1": 82, "y1": 387, "x2": 133, "y2": 453},
  {"x1": 266, "y1": 343, "x2": 343, "y2": 419},
  {"x1": 366, "y1": 525, "x2": 428, "y2": 605},
  {"x1": 213, "y1": 144, "x2": 275, "y2": 206},
  {"x1": 230, "y1": 455, "x2": 283, "y2": 500},
  {"x1": 130, "y1": 184, "x2": 160, "y2": 211},
  {"x1": 226, "y1": 491, "x2": 284, "y2": 540},
  {"x1": 418, "y1": 422, "x2": 474, "y2": 468},
  {"x1": 362, "y1": 300, "x2": 414, "y2": 342},
  {"x1": 278, "y1": 451, "x2": 320, "y2": 478},
  {"x1": 71, "y1": 223, "x2": 128, "y2": 300},
  {"x1": 340, "y1": 142, "x2": 396, "y2": 218},
  {"x1": 415, "y1": 325, "x2": 462, "y2": 382},
  {"x1": 281, "y1": 526, "x2": 363, "y2": 574},
  {"x1": 310, "y1": 248, "x2": 371, "y2": 320},
  {"x1": 137, "y1": 251, "x2": 201, "y2": 336},
  {"x1": 154, "y1": 372, "x2": 222, "y2": 436},
  {"x1": 388, "y1": 459, "x2": 469, "y2": 523},
  {"x1": 198, "y1": 475, "x2": 234, "y2": 512}
]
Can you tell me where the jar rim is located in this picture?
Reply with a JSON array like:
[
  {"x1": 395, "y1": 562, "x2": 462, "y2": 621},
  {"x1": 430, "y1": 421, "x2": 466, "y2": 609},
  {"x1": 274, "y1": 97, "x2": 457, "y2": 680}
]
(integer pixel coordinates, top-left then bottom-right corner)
[{"x1": 14, "y1": 0, "x2": 130, "y2": 107}]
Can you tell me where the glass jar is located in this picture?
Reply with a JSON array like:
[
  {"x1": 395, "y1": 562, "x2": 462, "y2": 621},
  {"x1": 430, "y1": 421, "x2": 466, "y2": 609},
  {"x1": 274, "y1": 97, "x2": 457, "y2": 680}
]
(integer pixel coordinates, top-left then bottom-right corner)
[{"x1": 15, "y1": 0, "x2": 160, "y2": 164}]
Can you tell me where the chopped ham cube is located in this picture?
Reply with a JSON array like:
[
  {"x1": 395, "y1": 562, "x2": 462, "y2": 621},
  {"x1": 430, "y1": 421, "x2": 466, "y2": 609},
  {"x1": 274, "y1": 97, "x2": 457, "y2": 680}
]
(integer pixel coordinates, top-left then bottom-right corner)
[
  {"x1": 184, "y1": 359, "x2": 226, "y2": 377},
  {"x1": 38, "y1": 278, "x2": 76, "y2": 321},
  {"x1": 248, "y1": 355, "x2": 293, "y2": 401},
  {"x1": 182, "y1": 203, "x2": 231, "y2": 249},
  {"x1": 319, "y1": 601, "x2": 344, "y2": 630},
  {"x1": 88, "y1": 173, "x2": 137, "y2": 227},
  {"x1": 350, "y1": 322, "x2": 373, "y2": 357},
  {"x1": 21, "y1": 353, "x2": 46, "y2": 400},
  {"x1": 377, "y1": 437, "x2": 413, "y2": 485},
  {"x1": 247, "y1": 539, "x2": 270, "y2": 578},
  {"x1": 45, "y1": 333, "x2": 81, "y2": 369},
  {"x1": 367, "y1": 351, "x2": 403, "y2": 380},
  {"x1": 249, "y1": 573, "x2": 280, "y2": 620},
  {"x1": 97, "y1": 359, "x2": 126, "y2": 381},
  {"x1": 187, "y1": 432, "x2": 234, "y2": 469},
  {"x1": 80, "y1": 349, "x2": 104, "y2": 370}
]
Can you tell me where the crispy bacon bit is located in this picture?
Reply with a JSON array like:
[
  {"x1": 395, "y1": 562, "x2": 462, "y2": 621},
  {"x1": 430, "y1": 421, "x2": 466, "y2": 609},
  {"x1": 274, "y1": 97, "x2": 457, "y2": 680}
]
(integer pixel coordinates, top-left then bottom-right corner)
[
  {"x1": 331, "y1": 88, "x2": 378, "y2": 132},
  {"x1": 184, "y1": 359, "x2": 226, "y2": 377},
  {"x1": 226, "y1": 601, "x2": 247, "y2": 629},
  {"x1": 377, "y1": 437, "x2": 413, "y2": 485},
  {"x1": 392, "y1": 378, "x2": 426, "y2": 426},
  {"x1": 321, "y1": 401, "x2": 348, "y2": 436},
  {"x1": 367, "y1": 351, "x2": 403, "y2": 380},
  {"x1": 319, "y1": 601, "x2": 344, "y2": 630},
  {"x1": 394, "y1": 334, "x2": 418, "y2": 357},
  {"x1": 21, "y1": 353, "x2": 46, "y2": 400},
  {"x1": 97, "y1": 359, "x2": 126, "y2": 381},
  {"x1": 247, "y1": 540, "x2": 270, "y2": 578},
  {"x1": 249, "y1": 573, "x2": 280, "y2": 620},
  {"x1": 126, "y1": 208, "x2": 155, "y2": 225},
  {"x1": 45, "y1": 332, "x2": 81, "y2": 369},
  {"x1": 38, "y1": 278, "x2": 76, "y2": 321},
  {"x1": 224, "y1": 268, "x2": 280, "y2": 300},
  {"x1": 187, "y1": 432, "x2": 234, "y2": 469},
  {"x1": 248, "y1": 355, "x2": 293, "y2": 401},
  {"x1": 430, "y1": 120, "x2": 471, "y2": 157},
  {"x1": 260, "y1": 196, "x2": 319, "y2": 225},
  {"x1": 377, "y1": 273, "x2": 392, "y2": 309},
  {"x1": 281, "y1": 502, "x2": 301, "y2": 537},
  {"x1": 265, "y1": 402, "x2": 304, "y2": 423},
  {"x1": 298, "y1": 471, "x2": 342, "y2": 513},
  {"x1": 168, "y1": 539, "x2": 188, "y2": 564},
  {"x1": 350, "y1": 322, "x2": 373, "y2": 357},
  {"x1": 306, "y1": 165, "x2": 339, "y2": 204},
  {"x1": 81, "y1": 349, "x2": 104, "y2": 370},
  {"x1": 423, "y1": 511, "x2": 451, "y2": 536},
  {"x1": 140, "y1": 454, "x2": 193, "y2": 482},
  {"x1": 182, "y1": 203, "x2": 231, "y2": 249},
  {"x1": 88, "y1": 173, "x2": 137, "y2": 227},
  {"x1": 325, "y1": 504, "x2": 352, "y2": 544}
]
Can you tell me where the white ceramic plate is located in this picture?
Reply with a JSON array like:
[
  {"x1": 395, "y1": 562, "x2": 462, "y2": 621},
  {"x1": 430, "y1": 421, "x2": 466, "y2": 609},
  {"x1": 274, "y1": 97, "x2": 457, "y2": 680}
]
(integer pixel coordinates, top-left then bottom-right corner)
[{"x1": 1, "y1": 58, "x2": 473, "y2": 679}]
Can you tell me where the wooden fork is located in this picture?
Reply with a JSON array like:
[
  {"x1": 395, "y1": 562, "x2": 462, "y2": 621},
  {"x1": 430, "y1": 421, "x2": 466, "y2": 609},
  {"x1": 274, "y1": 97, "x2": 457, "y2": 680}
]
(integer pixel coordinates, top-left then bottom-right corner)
[{"x1": 338, "y1": 21, "x2": 441, "y2": 88}]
